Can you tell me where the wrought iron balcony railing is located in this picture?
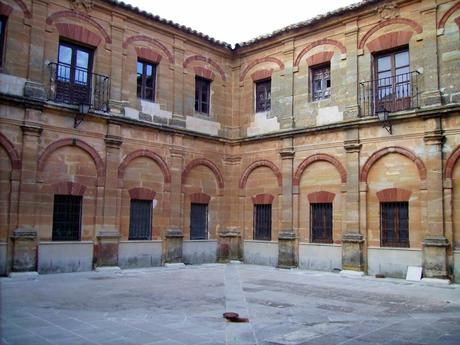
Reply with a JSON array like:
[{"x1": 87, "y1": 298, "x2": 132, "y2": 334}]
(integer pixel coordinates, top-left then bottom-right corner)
[
  {"x1": 48, "y1": 62, "x2": 110, "y2": 112},
  {"x1": 359, "y1": 71, "x2": 420, "y2": 117}
]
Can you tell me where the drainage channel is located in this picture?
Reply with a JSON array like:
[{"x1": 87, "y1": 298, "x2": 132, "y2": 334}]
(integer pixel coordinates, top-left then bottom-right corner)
[{"x1": 224, "y1": 263, "x2": 258, "y2": 345}]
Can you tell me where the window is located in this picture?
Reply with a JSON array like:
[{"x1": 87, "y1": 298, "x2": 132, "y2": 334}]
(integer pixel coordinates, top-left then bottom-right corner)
[
  {"x1": 310, "y1": 203, "x2": 333, "y2": 243},
  {"x1": 129, "y1": 199, "x2": 152, "y2": 240},
  {"x1": 52, "y1": 195, "x2": 82, "y2": 241},
  {"x1": 0, "y1": 16, "x2": 6, "y2": 67},
  {"x1": 56, "y1": 41, "x2": 93, "y2": 105},
  {"x1": 195, "y1": 76, "x2": 211, "y2": 114},
  {"x1": 374, "y1": 48, "x2": 410, "y2": 112},
  {"x1": 255, "y1": 79, "x2": 271, "y2": 112},
  {"x1": 254, "y1": 204, "x2": 271, "y2": 241},
  {"x1": 311, "y1": 64, "x2": 331, "y2": 101},
  {"x1": 137, "y1": 60, "x2": 156, "y2": 101},
  {"x1": 381, "y1": 202, "x2": 409, "y2": 247},
  {"x1": 190, "y1": 203, "x2": 208, "y2": 240}
]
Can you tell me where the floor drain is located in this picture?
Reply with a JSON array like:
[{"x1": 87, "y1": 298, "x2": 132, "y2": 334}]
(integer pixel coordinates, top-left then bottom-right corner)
[{"x1": 223, "y1": 312, "x2": 249, "y2": 322}]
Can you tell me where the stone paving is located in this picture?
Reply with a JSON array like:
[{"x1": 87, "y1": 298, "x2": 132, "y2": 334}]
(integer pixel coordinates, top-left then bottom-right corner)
[{"x1": 1, "y1": 263, "x2": 460, "y2": 345}]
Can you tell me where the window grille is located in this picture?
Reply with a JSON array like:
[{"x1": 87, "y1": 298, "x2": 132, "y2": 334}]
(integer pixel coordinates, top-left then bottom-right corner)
[
  {"x1": 190, "y1": 203, "x2": 208, "y2": 240},
  {"x1": 255, "y1": 79, "x2": 271, "y2": 112},
  {"x1": 381, "y1": 202, "x2": 409, "y2": 247},
  {"x1": 254, "y1": 204, "x2": 272, "y2": 241},
  {"x1": 310, "y1": 203, "x2": 333, "y2": 243},
  {"x1": 52, "y1": 195, "x2": 82, "y2": 241},
  {"x1": 129, "y1": 199, "x2": 152, "y2": 240}
]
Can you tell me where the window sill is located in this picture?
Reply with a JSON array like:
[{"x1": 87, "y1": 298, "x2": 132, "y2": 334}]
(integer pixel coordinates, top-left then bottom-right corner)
[{"x1": 368, "y1": 246, "x2": 419, "y2": 251}]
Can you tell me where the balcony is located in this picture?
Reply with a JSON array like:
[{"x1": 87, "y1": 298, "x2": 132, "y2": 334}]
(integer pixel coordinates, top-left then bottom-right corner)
[
  {"x1": 359, "y1": 71, "x2": 420, "y2": 117},
  {"x1": 48, "y1": 62, "x2": 110, "y2": 112}
]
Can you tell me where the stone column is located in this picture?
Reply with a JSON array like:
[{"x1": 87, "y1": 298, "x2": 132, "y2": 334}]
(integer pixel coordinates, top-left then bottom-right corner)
[
  {"x1": 171, "y1": 36, "x2": 186, "y2": 127},
  {"x1": 165, "y1": 229, "x2": 184, "y2": 263},
  {"x1": 278, "y1": 138, "x2": 297, "y2": 268},
  {"x1": 422, "y1": 118, "x2": 448, "y2": 278},
  {"x1": 420, "y1": 0, "x2": 442, "y2": 107},
  {"x1": 218, "y1": 227, "x2": 242, "y2": 262},
  {"x1": 12, "y1": 113, "x2": 42, "y2": 273},
  {"x1": 24, "y1": 0, "x2": 47, "y2": 100},
  {"x1": 279, "y1": 39, "x2": 295, "y2": 130},
  {"x1": 341, "y1": 129, "x2": 365, "y2": 273},
  {"x1": 343, "y1": 19, "x2": 359, "y2": 119}
]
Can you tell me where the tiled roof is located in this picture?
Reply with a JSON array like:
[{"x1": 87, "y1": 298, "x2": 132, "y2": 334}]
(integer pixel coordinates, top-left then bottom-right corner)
[{"x1": 106, "y1": 0, "x2": 380, "y2": 50}]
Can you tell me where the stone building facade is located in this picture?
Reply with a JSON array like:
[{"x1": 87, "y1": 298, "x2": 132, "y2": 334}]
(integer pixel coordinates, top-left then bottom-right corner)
[{"x1": 0, "y1": 0, "x2": 459, "y2": 282}]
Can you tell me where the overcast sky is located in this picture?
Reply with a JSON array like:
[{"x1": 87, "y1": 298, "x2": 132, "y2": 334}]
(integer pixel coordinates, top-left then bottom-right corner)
[{"x1": 123, "y1": 0, "x2": 360, "y2": 46}]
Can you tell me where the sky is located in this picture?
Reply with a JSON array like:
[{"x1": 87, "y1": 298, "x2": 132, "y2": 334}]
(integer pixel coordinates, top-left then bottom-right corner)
[{"x1": 123, "y1": 0, "x2": 360, "y2": 46}]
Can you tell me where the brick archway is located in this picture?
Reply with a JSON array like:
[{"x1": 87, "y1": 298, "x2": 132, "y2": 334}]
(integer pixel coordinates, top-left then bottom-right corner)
[
  {"x1": 358, "y1": 18, "x2": 422, "y2": 50},
  {"x1": 360, "y1": 146, "x2": 426, "y2": 182},
  {"x1": 55, "y1": 23, "x2": 102, "y2": 47},
  {"x1": 182, "y1": 158, "x2": 224, "y2": 189},
  {"x1": 183, "y1": 55, "x2": 227, "y2": 81},
  {"x1": 128, "y1": 187, "x2": 156, "y2": 201},
  {"x1": 118, "y1": 149, "x2": 171, "y2": 187},
  {"x1": 37, "y1": 138, "x2": 105, "y2": 185},
  {"x1": 240, "y1": 57, "x2": 285, "y2": 82},
  {"x1": 46, "y1": 11, "x2": 111, "y2": 44},
  {"x1": 8, "y1": 0, "x2": 31, "y2": 18},
  {"x1": 0, "y1": 132, "x2": 21, "y2": 170},
  {"x1": 365, "y1": 31, "x2": 414, "y2": 53},
  {"x1": 445, "y1": 145, "x2": 460, "y2": 179},
  {"x1": 294, "y1": 39, "x2": 346, "y2": 67},
  {"x1": 293, "y1": 154, "x2": 347, "y2": 186},
  {"x1": 239, "y1": 160, "x2": 282, "y2": 189},
  {"x1": 0, "y1": 3, "x2": 13, "y2": 17},
  {"x1": 123, "y1": 35, "x2": 174, "y2": 63},
  {"x1": 438, "y1": 2, "x2": 460, "y2": 30},
  {"x1": 52, "y1": 181, "x2": 87, "y2": 196}
]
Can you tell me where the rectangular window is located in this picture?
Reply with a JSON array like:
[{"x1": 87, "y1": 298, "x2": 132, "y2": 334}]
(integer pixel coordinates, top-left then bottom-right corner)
[
  {"x1": 195, "y1": 76, "x2": 211, "y2": 114},
  {"x1": 137, "y1": 60, "x2": 156, "y2": 101},
  {"x1": 311, "y1": 64, "x2": 331, "y2": 101},
  {"x1": 129, "y1": 199, "x2": 152, "y2": 240},
  {"x1": 56, "y1": 41, "x2": 93, "y2": 105},
  {"x1": 374, "y1": 48, "x2": 410, "y2": 112},
  {"x1": 381, "y1": 202, "x2": 409, "y2": 247},
  {"x1": 310, "y1": 203, "x2": 333, "y2": 243},
  {"x1": 0, "y1": 16, "x2": 6, "y2": 68},
  {"x1": 255, "y1": 79, "x2": 271, "y2": 112},
  {"x1": 52, "y1": 195, "x2": 82, "y2": 241},
  {"x1": 254, "y1": 204, "x2": 272, "y2": 241},
  {"x1": 190, "y1": 203, "x2": 208, "y2": 240}
]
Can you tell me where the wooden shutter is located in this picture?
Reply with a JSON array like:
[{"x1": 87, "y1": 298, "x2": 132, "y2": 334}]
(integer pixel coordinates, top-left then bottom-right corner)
[{"x1": 381, "y1": 202, "x2": 409, "y2": 247}]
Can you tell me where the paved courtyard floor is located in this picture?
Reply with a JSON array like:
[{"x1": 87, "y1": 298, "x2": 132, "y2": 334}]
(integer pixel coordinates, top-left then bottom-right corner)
[{"x1": 1, "y1": 264, "x2": 460, "y2": 345}]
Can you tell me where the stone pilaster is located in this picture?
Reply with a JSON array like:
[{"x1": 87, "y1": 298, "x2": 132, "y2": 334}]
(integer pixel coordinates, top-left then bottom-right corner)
[
  {"x1": 171, "y1": 36, "x2": 185, "y2": 127},
  {"x1": 102, "y1": 123, "x2": 123, "y2": 230},
  {"x1": 277, "y1": 230, "x2": 297, "y2": 268},
  {"x1": 165, "y1": 229, "x2": 184, "y2": 263},
  {"x1": 279, "y1": 39, "x2": 295, "y2": 130},
  {"x1": 169, "y1": 134, "x2": 184, "y2": 229},
  {"x1": 96, "y1": 230, "x2": 120, "y2": 267},
  {"x1": 11, "y1": 228, "x2": 37, "y2": 272},
  {"x1": 343, "y1": 19, "x2": 359, "y2": 119},
  {"x1": 422, "y1": 118, "x2": 448, "y2": 278},
  {"x1": 420, "y1": 0, "x2": 442, "y2": 107},
  {"x1": 218, "y1": 227, "x2": 242, "y2": 262},
  {"x1": 108, "y1": 14, "x2": 125, "y2": 115},
  {"x1": 342, "y1": 129, "x2": 364, "y2": 272},
  {"x1": 222, "y1": 147, "x2": 242, "y2": 229},
  {"x1": 277, "y1": 138, "x2": 297, "y2": 267},
  {"x1": 24, "y1": 0, "x2": 47, "y2": 100}
]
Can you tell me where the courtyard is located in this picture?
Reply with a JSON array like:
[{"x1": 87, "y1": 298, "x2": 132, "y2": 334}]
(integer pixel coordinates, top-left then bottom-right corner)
[{"x1": 1, "y1": 264, "x2": 459, "y2": 345}]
